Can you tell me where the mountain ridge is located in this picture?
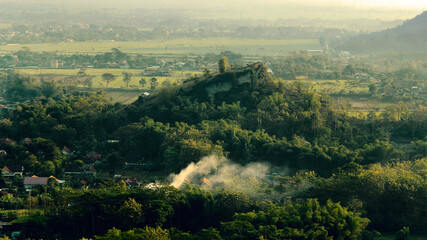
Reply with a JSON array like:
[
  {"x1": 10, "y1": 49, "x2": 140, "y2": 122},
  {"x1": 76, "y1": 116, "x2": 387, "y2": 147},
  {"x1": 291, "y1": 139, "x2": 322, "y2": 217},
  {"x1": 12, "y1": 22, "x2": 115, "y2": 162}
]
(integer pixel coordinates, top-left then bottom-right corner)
[{"x1": 334, "y1": 10, "x2": 427, "y2": 54}]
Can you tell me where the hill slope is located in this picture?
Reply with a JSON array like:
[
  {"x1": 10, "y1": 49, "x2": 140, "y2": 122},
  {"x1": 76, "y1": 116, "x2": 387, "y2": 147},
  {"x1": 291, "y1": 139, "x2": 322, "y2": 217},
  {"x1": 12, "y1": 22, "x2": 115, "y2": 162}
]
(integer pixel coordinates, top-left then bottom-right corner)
[{"x1": 334, "y1": 11, "x2": 427, "y2": 54}]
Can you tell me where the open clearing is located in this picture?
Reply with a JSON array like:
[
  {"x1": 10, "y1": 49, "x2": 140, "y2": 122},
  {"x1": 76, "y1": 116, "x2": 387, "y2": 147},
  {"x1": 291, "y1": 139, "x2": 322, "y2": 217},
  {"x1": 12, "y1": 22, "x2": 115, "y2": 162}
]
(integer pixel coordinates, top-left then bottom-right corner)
[{"x1": 0, "y1": 38, "x2": 321, "y2": 56}]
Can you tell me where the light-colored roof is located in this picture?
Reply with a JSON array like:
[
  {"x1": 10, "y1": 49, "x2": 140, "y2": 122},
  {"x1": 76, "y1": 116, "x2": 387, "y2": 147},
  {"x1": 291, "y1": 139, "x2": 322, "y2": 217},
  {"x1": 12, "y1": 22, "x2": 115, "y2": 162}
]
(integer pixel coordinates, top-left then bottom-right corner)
[{"x1": 23, "y1": 177, "x2": 49, "y2": 185}]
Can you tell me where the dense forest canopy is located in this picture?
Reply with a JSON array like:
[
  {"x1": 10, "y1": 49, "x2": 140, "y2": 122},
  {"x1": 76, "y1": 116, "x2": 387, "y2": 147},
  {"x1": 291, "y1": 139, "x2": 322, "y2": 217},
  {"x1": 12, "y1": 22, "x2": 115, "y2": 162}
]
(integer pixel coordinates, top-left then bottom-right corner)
[{"x1": 0, "y1": 62, "x2": 425, "y2": 239}]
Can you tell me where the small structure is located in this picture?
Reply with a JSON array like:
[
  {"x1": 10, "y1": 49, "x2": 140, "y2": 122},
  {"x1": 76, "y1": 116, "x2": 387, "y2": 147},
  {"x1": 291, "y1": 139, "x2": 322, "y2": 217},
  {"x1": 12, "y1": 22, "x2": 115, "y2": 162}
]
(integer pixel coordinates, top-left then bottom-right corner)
[
  {"x1": 0, "y1": 150, "x2": 7, "y2": 157},
  {"x1": 23, "y1": 176, "x2": 49, "y2": 189},
  {"x1": 82, "y1": 164, "x2": 97, "y2": 176},
  {"x1": 1, "y1": 166, "x2": 24, "y2": 177},
  {"x1": 116, "y1": 177, "x2": 141, "y2": 188},
  {"x1": 23, "y1": 176, "x2": 64, "y2": 189},
  {"x1": 61, "y1": 146, "x2": 71, "y2": 156}
]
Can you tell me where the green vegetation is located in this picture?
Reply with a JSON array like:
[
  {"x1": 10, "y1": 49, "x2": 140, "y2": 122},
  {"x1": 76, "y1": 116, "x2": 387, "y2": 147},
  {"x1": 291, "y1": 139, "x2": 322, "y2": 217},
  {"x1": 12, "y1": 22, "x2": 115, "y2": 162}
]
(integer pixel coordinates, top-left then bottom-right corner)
[{"x1": 0, "y1": 57, "x2": 425, "y2": 239}]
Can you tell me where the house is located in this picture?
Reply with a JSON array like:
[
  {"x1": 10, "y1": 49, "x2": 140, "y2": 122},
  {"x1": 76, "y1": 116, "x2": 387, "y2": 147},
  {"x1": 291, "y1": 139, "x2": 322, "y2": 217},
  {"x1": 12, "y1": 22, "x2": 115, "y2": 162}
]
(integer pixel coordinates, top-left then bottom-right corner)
[
  {"x1": 61, "y1": 146, "x2": 71, "y2": 156},
  {"x1": 0, "y1": 138, "x2": 14, "y2": 145},
  {"x1": 22, "y1": 138, "x2": 32, "y2": 144},
  {"x1": 0, "y1": 150, "x2": 7, "y2": 157},
  {"x1": 23, "y1": 176, "x2": 64, "y2": 189},
  {"x1": 23, "y1": 176, "x2": 49, "y2": 189},
  {"x1": 1, "y1": 166, "x2": 24, "y2": 177},
  {"x1": 82, "y1": 164, "x2": 97, "y2": 176},
  {"x1": 86, "y1": 152, "x2": 102, "y2": 161},
  {"x1": 116, "y1": 177, "x2": 141, "y2": 188}
]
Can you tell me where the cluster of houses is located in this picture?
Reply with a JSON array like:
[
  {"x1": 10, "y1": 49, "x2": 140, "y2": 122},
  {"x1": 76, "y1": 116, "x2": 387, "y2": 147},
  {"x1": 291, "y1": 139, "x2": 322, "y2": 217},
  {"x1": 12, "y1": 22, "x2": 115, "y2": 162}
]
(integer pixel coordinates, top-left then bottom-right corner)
[
  {"x1": 0, "y1": 97, "x2": 18, "y2": 113},
  {"x1": 0, "y1": 137, "x2": 148, "y2": 195},
  {"x1": 0, "y1": 165, "x2": 64, "y2": 191}
]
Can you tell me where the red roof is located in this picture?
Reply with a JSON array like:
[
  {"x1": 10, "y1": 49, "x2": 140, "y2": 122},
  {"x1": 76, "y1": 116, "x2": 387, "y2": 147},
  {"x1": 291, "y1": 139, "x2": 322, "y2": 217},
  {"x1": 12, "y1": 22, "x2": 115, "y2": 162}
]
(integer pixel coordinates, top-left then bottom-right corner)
[
  {"x1": 89, "y1": 165, "x2": 97, "y2": 173},
  {"x1": 63, "y1": 146, "x2": 71, "y2": 153},
  {"x1": 86, "y1": 153, "x2": 102, "y2": 159},
  {"x1": 2, "y1": 166, "x2": 11, "y2": 173},
  {"x1": 0, "y1": 150, "x2": 7, "y2": 157}
]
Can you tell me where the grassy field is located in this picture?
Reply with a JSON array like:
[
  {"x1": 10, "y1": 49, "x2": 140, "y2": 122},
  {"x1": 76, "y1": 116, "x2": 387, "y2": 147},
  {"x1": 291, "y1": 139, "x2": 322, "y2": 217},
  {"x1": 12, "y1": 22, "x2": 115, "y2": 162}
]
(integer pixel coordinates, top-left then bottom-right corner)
[
  {"x1": 0, "y1": 38, "x2": 321, "y2": 56},
  {"x1": 15, "y1": 68, "x2": 202, "y2": 103},
  {"x1": 16, "y1": 68, "x2": 202, "y2": 89},
  {"x1": 104, "y1": 91, "x2": 143, "y2": 104},
  {"x1": 286, "y1": 79, "x2": 370, "y2": 95},
  {"x1": 0, "y1": 24, "x2": 11, "y2": 29}
]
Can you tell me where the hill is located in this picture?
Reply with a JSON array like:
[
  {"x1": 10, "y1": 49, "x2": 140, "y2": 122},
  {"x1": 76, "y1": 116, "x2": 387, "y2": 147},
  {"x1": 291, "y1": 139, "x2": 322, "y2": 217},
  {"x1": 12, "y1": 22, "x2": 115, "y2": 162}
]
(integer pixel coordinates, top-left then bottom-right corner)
[
  {"x1": 334, "y1": 11, "x2": 427, "y2": 54},
  {"x1": 132, "y1": 62, "x2": 276, "y2": 111}
]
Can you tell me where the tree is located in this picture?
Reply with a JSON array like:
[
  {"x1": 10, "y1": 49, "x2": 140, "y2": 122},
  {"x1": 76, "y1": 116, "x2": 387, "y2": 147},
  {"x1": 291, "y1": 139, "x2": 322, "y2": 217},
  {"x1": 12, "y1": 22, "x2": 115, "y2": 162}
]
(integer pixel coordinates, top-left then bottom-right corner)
[
  {"x1": 151, "y1": 77, "x2": 158, "y2": 90},
  {"x1": 95, "y1": 227, "x2": 170, "y2": 240},
  {"x1": 77, "y1": 68, "x2": 87, "y2": 76},
  {"x1": 122, "y1": 72, "x2": 132, "y2": 88},
  {"x1": 102, "y1": 73, "x2": 115, "y2": 88},
  {"x1": 161, "y1": 81, "x2": 171, "y2": 88},
  {"x1": 203, "y1": 67, "x2": 211, "y2": 77},
  {"x1": 139, "y1": 78, "x2": 147, "y2": 89},
  {"x1": 119, "y1": 198, "x2": 144, "y2": 228},
  {"x1": 218, "y1": 57, "x2": 227, "y2": 73}
]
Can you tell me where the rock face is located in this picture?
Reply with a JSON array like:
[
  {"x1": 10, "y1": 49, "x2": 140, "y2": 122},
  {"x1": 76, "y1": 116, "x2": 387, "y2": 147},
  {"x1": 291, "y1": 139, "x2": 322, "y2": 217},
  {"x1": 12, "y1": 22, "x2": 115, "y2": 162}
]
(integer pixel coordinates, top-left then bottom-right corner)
[
  {"x1": 132, "y1": 62, "x2": 273, "y2": 109},
  {"x1": 179, "y1": 62, "x2": 269, "y2": 100}
]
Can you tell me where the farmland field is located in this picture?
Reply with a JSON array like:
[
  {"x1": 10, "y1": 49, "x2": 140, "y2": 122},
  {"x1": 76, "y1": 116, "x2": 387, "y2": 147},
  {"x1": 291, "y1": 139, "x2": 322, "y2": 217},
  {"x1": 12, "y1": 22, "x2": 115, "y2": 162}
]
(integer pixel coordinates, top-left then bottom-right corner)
[
  {"x1": 0, "y1": 24, "x2": 11, "y2": 29},
  {"x1": 15, "y1": 68, "x2": 202, "y2": 90},
  {"x1": 286, "y1": 79, "x2": 370, "y2": 95},
  {"x1": 104, "y1": 90, "x2": 143, "y2": 104},
  {"x1": 0, "y1": 38, "x2": 321, "y2": 56}
]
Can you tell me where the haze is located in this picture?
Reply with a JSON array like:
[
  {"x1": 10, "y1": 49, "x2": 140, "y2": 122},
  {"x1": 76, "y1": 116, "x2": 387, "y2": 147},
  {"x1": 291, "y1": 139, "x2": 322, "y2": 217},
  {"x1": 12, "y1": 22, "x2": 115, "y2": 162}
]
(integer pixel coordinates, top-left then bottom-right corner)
[{"x1": 1, "y1": 0, "x2": 424, "y2": 20}]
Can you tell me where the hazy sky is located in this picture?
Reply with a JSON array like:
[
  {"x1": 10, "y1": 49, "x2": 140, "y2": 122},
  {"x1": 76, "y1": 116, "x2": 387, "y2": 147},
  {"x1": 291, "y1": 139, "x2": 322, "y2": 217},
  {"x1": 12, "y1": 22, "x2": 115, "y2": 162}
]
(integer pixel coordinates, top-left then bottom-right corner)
[
  {"x1": 1, "y1": 0, "x2": 424, "y2": 20},
  {"x1": 5, "y1": 0, "x2": 425, "y2": 9},
  {"x1": 298, "y1": 0, "x2": 426, "y2": 8}
]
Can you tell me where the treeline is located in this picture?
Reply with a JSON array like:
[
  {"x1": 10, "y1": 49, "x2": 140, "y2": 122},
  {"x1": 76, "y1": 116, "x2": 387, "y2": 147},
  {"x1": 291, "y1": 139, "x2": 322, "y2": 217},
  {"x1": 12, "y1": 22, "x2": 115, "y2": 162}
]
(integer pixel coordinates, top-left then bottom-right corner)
[
  {"x1": 0, "y1": 48, "x2": 159, "y2": 69},
  {"x1": 0, "y1": 23, "x2": 346, "y2": 44},
  {"x1": 13, "y1": 184, "x2": 370, "y2": 240},
  {"x1": 265, "y1": 51, "x2": 373, "y2": 80}
]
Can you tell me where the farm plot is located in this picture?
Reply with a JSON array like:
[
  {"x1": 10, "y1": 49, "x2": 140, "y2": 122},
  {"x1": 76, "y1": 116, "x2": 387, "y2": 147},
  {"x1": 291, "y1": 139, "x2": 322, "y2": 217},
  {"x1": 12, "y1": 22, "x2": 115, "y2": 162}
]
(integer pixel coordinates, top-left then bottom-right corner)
[{"x1": 0, "y1": 38, "x2": 321, "y2": 57}]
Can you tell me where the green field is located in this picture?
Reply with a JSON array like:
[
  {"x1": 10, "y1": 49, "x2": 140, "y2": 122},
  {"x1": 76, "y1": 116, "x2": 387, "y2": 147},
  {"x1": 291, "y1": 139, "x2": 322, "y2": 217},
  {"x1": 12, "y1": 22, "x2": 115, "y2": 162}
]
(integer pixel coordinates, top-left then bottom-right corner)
[
  {"x1": 16, "y1": 68, "x2": 201, "y2": 89},
  {"x1": 104, "y1": 91, "x2": 143, "y2": 104},
  {"x1": 287, "y1": 79, "x2": 369, "y2": 95},
  {"x1": 0, "y1": 38, "x2": 321, "y2": 56},
  {"x1": 0, "y1": 24, "x2": 11, "y2": 29},
  {"x1": 15, "y1": 68, "x2": 202, "y2": 104}
]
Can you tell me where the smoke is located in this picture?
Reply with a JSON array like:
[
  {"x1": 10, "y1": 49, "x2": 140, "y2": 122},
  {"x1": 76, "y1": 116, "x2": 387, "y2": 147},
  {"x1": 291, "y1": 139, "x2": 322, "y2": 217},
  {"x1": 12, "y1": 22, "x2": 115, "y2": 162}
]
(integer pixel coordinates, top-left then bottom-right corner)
[
  {"x1": 170, "y1": 155, "x2": 223, "y2": 188},
  {"x1": 170, "y1": 155, "x2": 312, "y2": 201}
]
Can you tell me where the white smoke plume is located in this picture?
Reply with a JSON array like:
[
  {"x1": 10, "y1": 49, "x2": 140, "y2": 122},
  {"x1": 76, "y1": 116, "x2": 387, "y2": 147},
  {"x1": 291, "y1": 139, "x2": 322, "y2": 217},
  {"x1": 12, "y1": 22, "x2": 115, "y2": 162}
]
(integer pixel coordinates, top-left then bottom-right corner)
[
  {"x1": 170, "y1": 155, "x2": 223, "y2": 188},
  {"x1": 170, "y1": 155, "x2": 313, "y2": 201}
]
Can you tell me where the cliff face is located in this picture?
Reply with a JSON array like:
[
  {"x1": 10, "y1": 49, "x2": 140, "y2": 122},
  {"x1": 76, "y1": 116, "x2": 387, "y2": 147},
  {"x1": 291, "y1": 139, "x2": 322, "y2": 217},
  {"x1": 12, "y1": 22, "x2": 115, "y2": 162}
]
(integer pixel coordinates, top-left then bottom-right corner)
[
  {"x1": 131, "y1": 62, "x2": 274, "y2": 112},
  {"x1": 179, "y1": 62, "x2": 269, "y2": 100}
]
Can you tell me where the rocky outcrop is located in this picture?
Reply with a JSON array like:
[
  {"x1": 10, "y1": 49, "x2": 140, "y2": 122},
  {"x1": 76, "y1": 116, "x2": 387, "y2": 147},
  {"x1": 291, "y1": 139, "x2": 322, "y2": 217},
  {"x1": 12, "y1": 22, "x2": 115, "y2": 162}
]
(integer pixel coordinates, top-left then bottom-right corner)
[{"x1": 179, "y1": 62, "x2": 269, "y2": 99}]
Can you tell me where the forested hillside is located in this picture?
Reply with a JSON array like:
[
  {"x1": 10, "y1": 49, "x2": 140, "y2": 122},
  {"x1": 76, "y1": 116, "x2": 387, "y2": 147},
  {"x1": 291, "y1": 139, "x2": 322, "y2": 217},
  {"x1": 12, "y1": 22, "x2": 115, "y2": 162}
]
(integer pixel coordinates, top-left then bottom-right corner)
[{"x1": 0, "y1": 63, "x2": 425, "y2": 239}]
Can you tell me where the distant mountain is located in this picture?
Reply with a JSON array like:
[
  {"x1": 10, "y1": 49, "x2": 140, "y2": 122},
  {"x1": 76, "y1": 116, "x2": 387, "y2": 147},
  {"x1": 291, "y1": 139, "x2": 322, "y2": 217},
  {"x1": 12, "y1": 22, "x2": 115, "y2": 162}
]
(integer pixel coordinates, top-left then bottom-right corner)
[{"x1": 334, "y1": 11, "x2": 427, "y2": 54}]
